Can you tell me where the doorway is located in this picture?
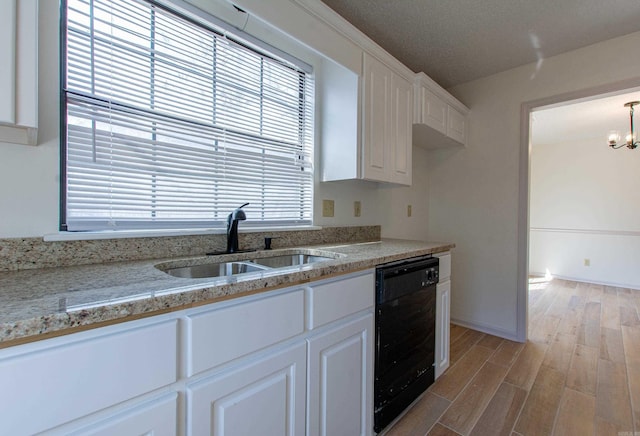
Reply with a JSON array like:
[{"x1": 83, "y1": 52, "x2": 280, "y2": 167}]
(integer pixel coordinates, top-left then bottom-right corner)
[{"x1": 516, "y1": 80, "x2": 640, "y2": 341}]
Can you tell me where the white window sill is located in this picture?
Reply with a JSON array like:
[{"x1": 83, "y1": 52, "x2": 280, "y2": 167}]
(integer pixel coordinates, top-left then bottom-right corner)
[{"x1": 43, "y1": 225, "x2": 323, "y2": 242}]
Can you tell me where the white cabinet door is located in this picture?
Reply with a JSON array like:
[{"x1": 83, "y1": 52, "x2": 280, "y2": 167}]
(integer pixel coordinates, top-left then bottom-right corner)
[
  {"x1": 419, "y1": 87, "x2": 447, "y2": 135},
  {"x1": 362, "y1": 53, "x2": 391, "y2": 182},
  {"x1": 435, "y1": 279, "x2": 451, "y2": 378},
  {"x1": 187, "y1": 342, "x2": 306, "y2": 436},
  {"x1": 447, "y1": 105, "x2": 466, "y2": 144},
  {"x1": 434, "y1": 252, "x2": 451, "y2": 379},
  {"x1": 391, "y1": 74, "x2": 413, "y2": 185},
  {"x1": 362, "y1": 53, "x2": 413, "y2": 185},
  {"x1": 0, "y1": 0, "x2": 38, "y2": 145},
  {"x1": 307, "y1": 314, "x2": 374, "y2": 436},
  {"x1": 0, "y1": 0, "x2": 16, "y2": 125}
]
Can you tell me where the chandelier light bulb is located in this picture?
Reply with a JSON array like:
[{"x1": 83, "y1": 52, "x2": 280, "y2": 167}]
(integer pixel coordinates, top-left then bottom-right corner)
[{"x1": 608, "y1": 130, "x2": 620, "y2": 146}]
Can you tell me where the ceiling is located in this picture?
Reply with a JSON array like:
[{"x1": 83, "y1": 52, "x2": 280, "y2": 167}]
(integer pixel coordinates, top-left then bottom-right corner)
[
  {"x1": 320, "y1": 0, "x2": 640, "y2": 88},
  {"x1": 531, "y1": 89, "x2": 640, "y2": 146}
]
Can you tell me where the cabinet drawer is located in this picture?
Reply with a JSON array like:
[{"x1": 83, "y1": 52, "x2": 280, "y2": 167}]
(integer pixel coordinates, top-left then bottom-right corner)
[
  {"x1": 308, "y1": 271, "x2": 374, "y2": 329},
  {"x1": 0, "y1": 319, "x2": 178, "y2": 435},
  {"x1": 436, "y1": 252, "x2": 451, "y2": 281},
  {"x1": 186, "y1": 289, "x2": 305, "y2": 376},
  {"x1": 67, "y1": 393, "x2": 178, "y2": 436}
]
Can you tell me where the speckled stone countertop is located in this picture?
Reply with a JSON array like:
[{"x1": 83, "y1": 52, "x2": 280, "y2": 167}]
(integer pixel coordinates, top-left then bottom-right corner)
[{"x1": 0, "y1": 239, "x2": 454, "y2": 346}]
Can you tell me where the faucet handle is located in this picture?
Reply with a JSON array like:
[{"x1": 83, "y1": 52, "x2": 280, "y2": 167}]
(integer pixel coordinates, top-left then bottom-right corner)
[{"x1": 264, "y1": 237, "x2": 278, "y2": 250}]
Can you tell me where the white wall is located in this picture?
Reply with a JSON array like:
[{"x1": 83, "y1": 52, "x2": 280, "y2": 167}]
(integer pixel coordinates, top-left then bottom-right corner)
[
  {"x1": 529, "y1": 136, "x2": 640, "y2": 288},
  {"x1": 0, "y1": 0, "x2": 428, "y2": 240},
  {"x1": 313, "y1": 146, "x2": 430, "y2": 241},
  {"x1": 431, "y1": 31, "x2": 640, "y2": 339}
]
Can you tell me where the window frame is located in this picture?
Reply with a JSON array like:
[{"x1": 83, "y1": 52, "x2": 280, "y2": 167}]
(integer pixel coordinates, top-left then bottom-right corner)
[{"x1": 59, "y1": 0, "x2": 315, "y2": 232}]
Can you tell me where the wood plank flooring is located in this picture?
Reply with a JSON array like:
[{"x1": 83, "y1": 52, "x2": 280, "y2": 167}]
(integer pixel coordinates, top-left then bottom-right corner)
[{"x1": 382, "y1": 278, "x2": 640, "y2": 435}]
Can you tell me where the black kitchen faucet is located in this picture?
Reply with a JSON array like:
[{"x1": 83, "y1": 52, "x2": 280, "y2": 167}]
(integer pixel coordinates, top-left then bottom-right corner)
[{"x1": 226, "y1": 203, "x2": 249, "y2": 253}]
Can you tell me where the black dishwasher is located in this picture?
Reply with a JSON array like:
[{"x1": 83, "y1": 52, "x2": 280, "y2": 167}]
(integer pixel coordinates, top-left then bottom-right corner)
[{"x1": 374, "y1": 255, "x2": 439, "y2": 433}]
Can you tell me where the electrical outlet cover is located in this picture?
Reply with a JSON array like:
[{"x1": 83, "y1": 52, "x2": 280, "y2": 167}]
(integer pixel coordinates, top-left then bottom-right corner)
[{"x1": 322, "y1": 199, "x2": 335, "y2": 217}]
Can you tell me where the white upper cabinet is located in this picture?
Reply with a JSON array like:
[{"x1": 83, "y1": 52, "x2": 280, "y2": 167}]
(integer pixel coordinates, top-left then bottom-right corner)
[
  {"x1": 0, "y1": 0, "x2": 38, "y2": 145},
  {"x1": 413, "y1": 72, "x2": 468, "y2": 149},
  {"x1": 321, "y1": 53, "x2": 413, "y2": 186}
]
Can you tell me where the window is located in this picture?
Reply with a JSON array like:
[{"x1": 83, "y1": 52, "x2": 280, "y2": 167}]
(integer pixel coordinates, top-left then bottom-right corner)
[{"x1": 62, "y1": 0, "x2": 314, "y2": 231}]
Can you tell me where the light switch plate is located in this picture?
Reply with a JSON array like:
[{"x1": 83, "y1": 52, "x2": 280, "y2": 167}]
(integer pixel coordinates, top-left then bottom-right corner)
[{"x1": 354, "y1": 201, "x2": 361, "y2": 217}]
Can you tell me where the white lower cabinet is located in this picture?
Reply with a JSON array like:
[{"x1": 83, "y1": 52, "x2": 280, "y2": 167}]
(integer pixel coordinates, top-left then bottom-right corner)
[
  {"x1": 434, "y1": 252, "x2": 452, "y2": 378},
  {"x1": 184, "y1": 270, "x2": 374, "y2": 436},
  {"x1": 0, "y1": 270, "x2": 376, "y2": 435},
  {"x1": 187, "y1": 342, "x2": 307, "y2": 436},
  {"x1": 307, "y1": 314, "x2": 373, "y2": 436}
]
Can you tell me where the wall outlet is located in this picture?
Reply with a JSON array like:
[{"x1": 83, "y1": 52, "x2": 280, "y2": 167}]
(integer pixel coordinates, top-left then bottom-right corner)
[
  {"x1": 584, "y1": 258, "x2": 590, "y2": 267},
  {"x1": 407, "y1": 204, "x2": 412, "y2": 217},
  {"x1": 322, "y1": 199, "x2": 335, "y2": 217},
  {"x1": 354, "y1": 201, "x2": 361, "y2": 217}
]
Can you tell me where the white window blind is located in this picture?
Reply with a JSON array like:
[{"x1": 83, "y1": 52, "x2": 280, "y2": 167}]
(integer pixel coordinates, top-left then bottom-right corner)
[{"x1": 63, "y1": 0, "x2": 314, "y2": 231}]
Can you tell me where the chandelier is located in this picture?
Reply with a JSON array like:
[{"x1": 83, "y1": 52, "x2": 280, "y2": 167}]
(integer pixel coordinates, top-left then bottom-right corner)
[{"x1": 608, "y1": 101, "x2": 640, "y2": 149}]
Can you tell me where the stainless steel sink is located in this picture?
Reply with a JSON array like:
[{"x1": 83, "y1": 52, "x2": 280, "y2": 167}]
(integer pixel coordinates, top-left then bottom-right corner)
[
  {"x1": 249, "y1": 254, "x2": 333, "y2": 268},
  {"x1": 163, "y1": 261, "x2": 267, "y2": 279},
  {"x1": 155, "y1": 250, "x2": 339, "y2": 279}
]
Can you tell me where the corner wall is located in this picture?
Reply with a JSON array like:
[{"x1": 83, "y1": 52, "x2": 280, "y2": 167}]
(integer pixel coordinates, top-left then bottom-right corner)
[{"x1": 429, "y1": 31, "x2": 640, "y2": 339}]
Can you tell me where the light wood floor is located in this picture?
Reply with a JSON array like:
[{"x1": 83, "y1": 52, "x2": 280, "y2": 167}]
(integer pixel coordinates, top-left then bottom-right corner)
[{"x1": 383, "y1": 278, "x2": 640, "y2": 436}]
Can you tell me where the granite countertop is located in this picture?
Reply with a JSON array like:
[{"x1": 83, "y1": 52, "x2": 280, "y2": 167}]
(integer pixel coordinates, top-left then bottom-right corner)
[{"x1": 0, "y1": 239, "x2": 454, "y2": 346}]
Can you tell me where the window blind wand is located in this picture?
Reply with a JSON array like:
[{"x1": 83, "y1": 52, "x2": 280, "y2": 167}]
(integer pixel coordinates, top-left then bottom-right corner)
[{"x1": 226, "y1": 203, "x2": 249, "y2": 253}]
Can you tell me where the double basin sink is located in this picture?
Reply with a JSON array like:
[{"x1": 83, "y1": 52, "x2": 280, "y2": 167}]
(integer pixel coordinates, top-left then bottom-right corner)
[{"x1": 155, "y1": 251, "x2": 340, "y2": 279}]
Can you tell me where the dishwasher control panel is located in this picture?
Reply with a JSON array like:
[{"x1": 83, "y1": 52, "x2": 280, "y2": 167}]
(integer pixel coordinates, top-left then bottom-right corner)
[{"x1": 422, "y1": 267, "x2": 439, "y2": 287}]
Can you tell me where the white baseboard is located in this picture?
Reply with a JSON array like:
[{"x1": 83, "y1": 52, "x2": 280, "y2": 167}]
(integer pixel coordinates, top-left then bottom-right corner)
[
  {"x1": 450, "y1": 317, "x2": 521, "y2": 342},
  {"x1": 528, "y1": 270, "x2": 640, "y2": 291}
]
